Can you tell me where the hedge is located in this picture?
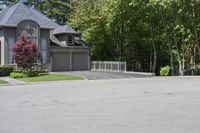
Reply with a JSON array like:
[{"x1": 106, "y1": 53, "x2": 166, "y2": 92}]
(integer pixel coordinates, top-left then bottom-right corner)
[{"x1": 0, "y1": 66, "x2": 14, "y2": 77}]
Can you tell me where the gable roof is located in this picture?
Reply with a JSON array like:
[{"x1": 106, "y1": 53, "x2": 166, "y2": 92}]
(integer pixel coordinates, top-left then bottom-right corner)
[
  {"x1": 0, "y1": 2, "x2": 60, "y2": 29},
  {"x1": 52, "y1": 25, "x2": 81, "y2": 35}
]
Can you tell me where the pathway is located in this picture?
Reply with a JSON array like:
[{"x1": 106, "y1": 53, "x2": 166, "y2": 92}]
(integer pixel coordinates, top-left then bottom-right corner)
[{"x1": 0, "y1": 77, "x2": 26, "y2": 85}]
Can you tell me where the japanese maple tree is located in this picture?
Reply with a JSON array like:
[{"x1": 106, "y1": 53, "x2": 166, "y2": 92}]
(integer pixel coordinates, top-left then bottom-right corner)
[{"x1": 13, "y1": 36, "x2": 39, "y2": 70}]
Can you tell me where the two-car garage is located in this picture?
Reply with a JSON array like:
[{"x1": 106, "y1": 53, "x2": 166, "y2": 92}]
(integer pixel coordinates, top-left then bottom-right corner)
[{"x1": 51, "y1": 47, "x2": 90, "y2": 72}]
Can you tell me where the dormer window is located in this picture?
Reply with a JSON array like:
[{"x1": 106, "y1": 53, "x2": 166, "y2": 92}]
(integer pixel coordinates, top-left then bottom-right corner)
[{"x1": 68, "y1": 35, "x2": 72, "y2": 44}]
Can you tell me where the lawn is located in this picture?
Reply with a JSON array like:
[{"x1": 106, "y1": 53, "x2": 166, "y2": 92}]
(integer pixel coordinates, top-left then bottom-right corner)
[
  {"x1": 19, "y1": 74, "x2": 84, "y2": 82},
  {"x1": 0, "y1": 79, "x2": 8, "y2": 84}
]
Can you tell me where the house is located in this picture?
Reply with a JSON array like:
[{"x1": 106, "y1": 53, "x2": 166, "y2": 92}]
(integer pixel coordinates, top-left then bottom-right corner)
[{"x1": 0, "y1": 2, "x2": 90, "y2": 71}]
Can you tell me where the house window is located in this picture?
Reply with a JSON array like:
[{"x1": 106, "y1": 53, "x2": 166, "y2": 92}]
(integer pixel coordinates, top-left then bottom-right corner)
[
  {"x1": 8, "y1": 36, "x2": 15, "y2": 64},
  {"x1": 68, "y1": 35, "x2": 73, "y2": 44},
  {"x1": 17, "y1": 20, "x2": 40, "y2": 45},
  {"x1": 41, "y1": 38, "x2": 48, "y2": 64}
]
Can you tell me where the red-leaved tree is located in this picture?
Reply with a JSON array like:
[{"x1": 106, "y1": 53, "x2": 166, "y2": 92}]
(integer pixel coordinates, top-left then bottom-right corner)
[{"x1": 13, "y1": 36, "x2": 39, "y2": 70}]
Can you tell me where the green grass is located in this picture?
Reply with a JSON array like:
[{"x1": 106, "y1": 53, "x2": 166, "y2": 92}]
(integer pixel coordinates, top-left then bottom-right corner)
[
  {"x1": 19, "y1": 74, "x2": 84, "y2": 82},
  {"x1": 0, "y1": 79, "x2": 8, "y2": 84}
]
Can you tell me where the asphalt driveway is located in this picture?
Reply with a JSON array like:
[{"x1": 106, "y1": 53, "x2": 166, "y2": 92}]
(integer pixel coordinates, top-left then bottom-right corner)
[
  {"x1": 54, "y1": 71, "x2": 153, "y2": 80},
  {"x1": 0, "y1": 77, "x2": 200, "y2": 133}
]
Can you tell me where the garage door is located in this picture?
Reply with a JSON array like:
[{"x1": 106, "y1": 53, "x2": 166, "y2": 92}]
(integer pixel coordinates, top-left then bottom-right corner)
[
  {"x1": 52, "y1": 53, "x2": 70, "y2": 71},
  {"x1": 72, "y1": 53, "x2": 89, "y2": 71}
]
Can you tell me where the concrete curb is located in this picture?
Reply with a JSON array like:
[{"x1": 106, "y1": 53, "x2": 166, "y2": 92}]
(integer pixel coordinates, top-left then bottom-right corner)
[{"x1": 124, "y1": 71, "x2": 155, "y2": 77}]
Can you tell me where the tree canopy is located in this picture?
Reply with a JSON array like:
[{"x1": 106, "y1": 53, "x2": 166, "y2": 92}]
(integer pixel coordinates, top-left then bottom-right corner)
[{"x1": 69, "y1": 0, "x2": 200, "y2": 75}]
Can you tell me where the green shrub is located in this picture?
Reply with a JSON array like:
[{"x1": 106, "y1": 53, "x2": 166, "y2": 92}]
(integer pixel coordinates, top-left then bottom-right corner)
[
  {"x1": 12, "y1": 70, "x2": 40, "y2": 78},
  {"x1": 160, "y1": 66, "x2": 170, "y2": 76},
  {"x1": 10, "y1": 72, "x2": 26, "y2": 79},
  {"x1": 195, "y1": 65, "x2": 200, "y2": 75},
  {"x1": 25, "y1": 71, "x2": 39, "y2": 77},
  {"x1": 0, "y1": 66, "x2": 14, "y2": 77}
]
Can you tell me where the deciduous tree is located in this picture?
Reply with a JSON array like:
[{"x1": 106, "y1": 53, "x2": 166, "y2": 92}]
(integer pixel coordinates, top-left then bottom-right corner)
[{"x1": 13, "y1": 36, "x2": 39, "y2": 70}]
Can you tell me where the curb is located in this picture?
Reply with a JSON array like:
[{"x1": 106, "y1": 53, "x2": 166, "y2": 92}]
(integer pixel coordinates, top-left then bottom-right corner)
[{"x1": 124, "y1": 71, "x2": 155, "y2": 77}]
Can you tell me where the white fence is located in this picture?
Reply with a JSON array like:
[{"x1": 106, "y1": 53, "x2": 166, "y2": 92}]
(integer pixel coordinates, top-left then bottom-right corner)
[{"x1": 91, "y1": 61, "x2": 127, "y2": 72}]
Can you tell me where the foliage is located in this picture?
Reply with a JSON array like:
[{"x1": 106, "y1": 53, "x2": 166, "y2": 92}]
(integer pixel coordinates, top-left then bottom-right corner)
[
  {"x1": 13, "y1": 36, "x2": 39, "y2": 71},
  {"x1": 25, "y1": 71, "x2": 39, "y2": 77},
  {"x1": 0, "y1": 66, "x2": 14, "y2": 77},
  {"x1": 69, "y1": 0, "x2": 200, "y2": 75},
  {"x1": 10, "y1": 72, "x2": 26, "y2": 79},
  {"x1": 160, "y1": 66, "x2": 170, "y2": 76},
  {"x1": 195, "y1": 64, "x2": 200, "y2": 75},
  {"x1": 12, "y1": 70, "x2": 40, "y2": 77}
]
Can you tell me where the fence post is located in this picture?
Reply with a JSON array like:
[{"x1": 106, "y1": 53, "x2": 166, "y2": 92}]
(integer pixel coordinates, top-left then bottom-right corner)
[
  {"x1": 94, "y1": 61, "x2": 96, "y2": 71},
  {"x1": 125, "y1": 62, "x2": 127, "y2": 72},
  {"x1": 91, "y1": 61, "x2": 126, "y2": 72},
  {"x1": 111, "y1": 61, "x2": 113, "y2": 72},
  {"x1": 98, "y1": 61, "x2": 100, "y2": 71},
  {"x1": 105, "y1": 61, "x2": 106, "y2": 71},
  {"x1": 118, "y1": 62, "x2": 120, "y2": 72}
]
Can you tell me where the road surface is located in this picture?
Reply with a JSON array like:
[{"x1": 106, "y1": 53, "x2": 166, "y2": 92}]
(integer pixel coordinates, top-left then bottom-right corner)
[{"x1": 0, "y1": 77, "x2": 200, "y2": 133}]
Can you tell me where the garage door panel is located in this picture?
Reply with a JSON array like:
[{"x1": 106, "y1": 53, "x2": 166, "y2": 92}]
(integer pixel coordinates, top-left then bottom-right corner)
[
  {"x1": 52, "y1": 53, "x2": 70, "y2": 71},
  {"x1": 72, "y1": 53, "x2": 89, "y2": 71}
]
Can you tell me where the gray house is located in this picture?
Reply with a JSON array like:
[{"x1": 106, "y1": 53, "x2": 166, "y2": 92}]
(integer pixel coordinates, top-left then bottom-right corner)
[{"x1": 0, "y1": 2, "x2": 90, "y2": 71}]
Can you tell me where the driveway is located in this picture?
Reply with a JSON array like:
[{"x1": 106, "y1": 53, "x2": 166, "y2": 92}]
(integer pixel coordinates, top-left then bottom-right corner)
[
  {"x1": 54, "y1": 71, "x2": 153, "y2": 80},
  {"x1": 0, "y1": 77, "x2": 200, "y2": 133}
]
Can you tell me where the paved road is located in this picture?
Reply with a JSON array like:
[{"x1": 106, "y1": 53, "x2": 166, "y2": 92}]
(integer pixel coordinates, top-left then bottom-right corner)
[
  {"x1": 55, "y1": 71, "x2": 153, "y2": 80},
  {"x1": 0, "y1": 77, "x2": 200, "y2": 133}
]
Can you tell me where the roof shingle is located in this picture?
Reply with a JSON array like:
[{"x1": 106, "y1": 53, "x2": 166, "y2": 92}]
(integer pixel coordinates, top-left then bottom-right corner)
[
  {"x1": 52, "y1": 25, "x2": 80, "y2": 35},
  {"x1": 0, "y1": 2, "x2": 59, "y2": 29}
]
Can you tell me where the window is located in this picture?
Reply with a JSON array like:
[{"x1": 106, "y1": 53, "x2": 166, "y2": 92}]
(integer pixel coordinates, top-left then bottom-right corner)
[
  {"x1": 68, "y1": 35, "x2": 73, "y2": 44},
  {"x1": 8, "y1": 36, "x2": 15, "y2": 64},
  {"x1": 17, "y1": 20, "x2": 40, "y2": 44},
  {"x1": 41, "y1": 38, "x2": 48, "y2": 64}
]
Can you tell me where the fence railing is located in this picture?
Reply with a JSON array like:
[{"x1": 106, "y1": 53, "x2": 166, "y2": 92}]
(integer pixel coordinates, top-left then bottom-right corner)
[{"x1": 91, "y1": 61, "x2": 127, "y2": 72}]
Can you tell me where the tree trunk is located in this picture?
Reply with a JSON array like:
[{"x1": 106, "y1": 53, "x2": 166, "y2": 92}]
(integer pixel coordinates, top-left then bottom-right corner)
[
  {"x1": 150, "y1": 18, "x2": 157, "y2": 74},
  {"x1": 158, "y1": 7, "x2": 174, "y2": 75},
  {"x1": 167, "y1": 39, "x2": 174, "y2": 76},
  {"x1": 175, "y1": 37, "x2": 183, "y2": 76},
  {"x1": 192, "y1": 2, "x2": 200, "y2": 57},
  {"x1": 150, "y1": 45, "x2": 153, "y2": 72}
]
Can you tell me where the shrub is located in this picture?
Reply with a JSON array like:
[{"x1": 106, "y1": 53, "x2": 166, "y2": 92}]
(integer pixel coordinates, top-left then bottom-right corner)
[
  {"x1": 25, "y1": 71, "x2": 39, "y2": 77},
  {"x1": 0, "y1": 66, "x2": 14, "y2": 77},
  {"x1": 195, "y1": 65, "x2": 200, "y2": 75},
  {"x1": 10, "y1": 72, "x2": 26, "y2": 79},
  {"x1": 12, "y1": 70, "x2": 40, "y2": 77},
  {"x1": 160, "y1": 66, "x2": 170, "y2": 76},
  {"x1": 13, "y1": 36, "x2": 39, "y2": 70}
]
